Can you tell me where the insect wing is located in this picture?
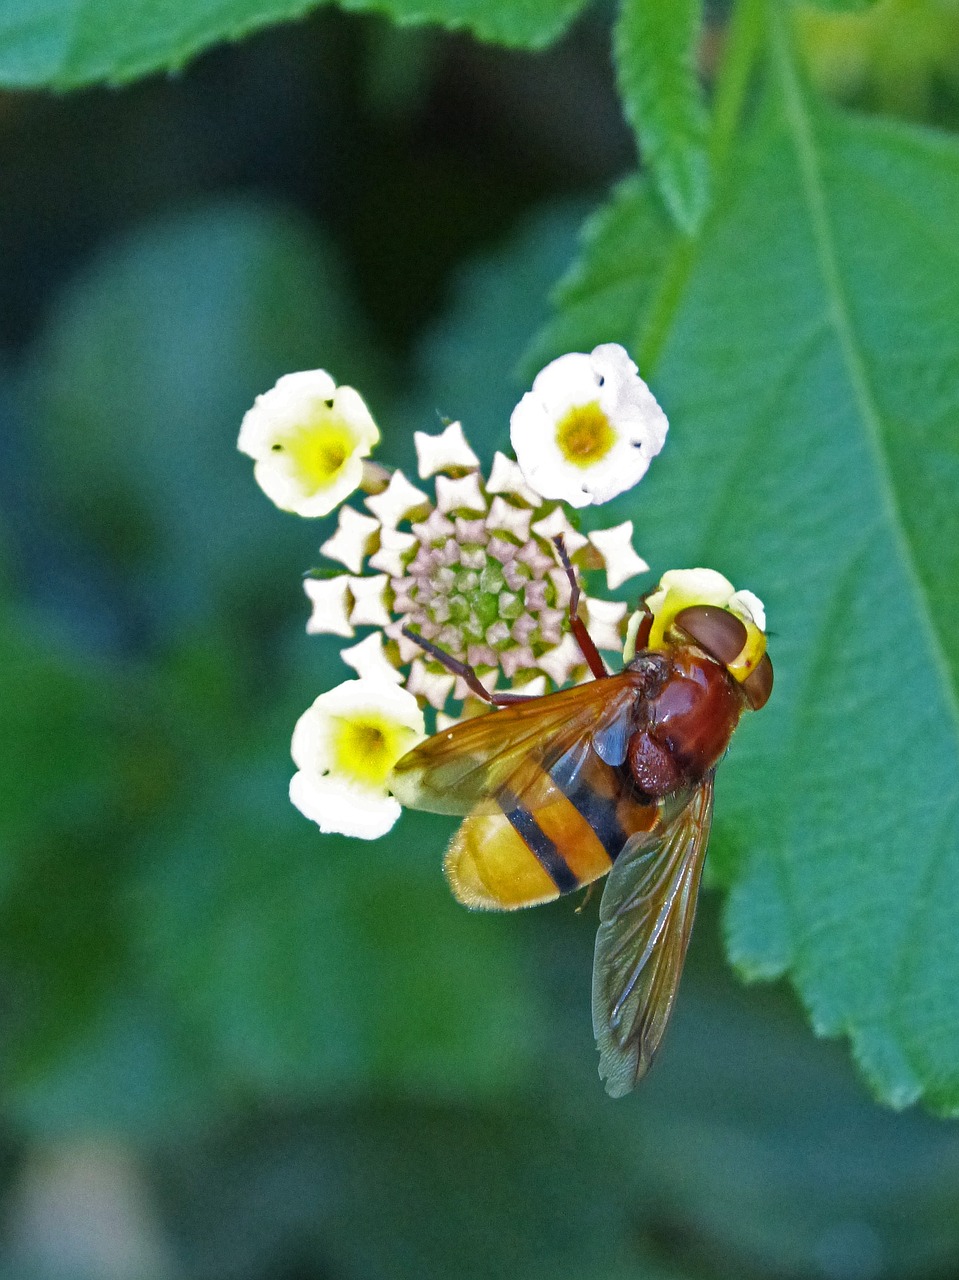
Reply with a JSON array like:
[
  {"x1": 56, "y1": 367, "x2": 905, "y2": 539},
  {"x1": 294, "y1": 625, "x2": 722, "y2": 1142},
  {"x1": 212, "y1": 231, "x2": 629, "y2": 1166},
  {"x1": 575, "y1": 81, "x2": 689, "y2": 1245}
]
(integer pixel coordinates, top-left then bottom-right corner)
[
  {"x1": 591, "y1": 774, "x2": 715, "y2": 1097},
  {"x1": 390, "y1": 673, "x2": 641, "y2": 817}
]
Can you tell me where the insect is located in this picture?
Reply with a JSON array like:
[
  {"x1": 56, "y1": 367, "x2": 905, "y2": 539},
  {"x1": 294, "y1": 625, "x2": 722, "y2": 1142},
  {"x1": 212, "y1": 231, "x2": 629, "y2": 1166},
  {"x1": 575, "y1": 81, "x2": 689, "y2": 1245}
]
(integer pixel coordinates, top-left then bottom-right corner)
[{"x1": 390, "y1": 538, "x2": 773, "y2": 1096}]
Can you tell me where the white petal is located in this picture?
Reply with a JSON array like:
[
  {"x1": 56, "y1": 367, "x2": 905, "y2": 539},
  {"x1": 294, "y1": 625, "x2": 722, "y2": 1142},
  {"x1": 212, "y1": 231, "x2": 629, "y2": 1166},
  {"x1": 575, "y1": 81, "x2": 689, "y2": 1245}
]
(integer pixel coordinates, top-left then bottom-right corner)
[
  {"x1": 364, "y1": 470, "x2": 430, "y2": 528},
  {"x1": 340, "y1": 633, "x2": 403, "y2": 684},
  {"x1": 530, "y1": 508, "x2": 588, "y2": 554},
  {"x1": 237, "y1": 369, "x2": 336, "y2": 455},
  {"x1": 587, "y1": 521, "x2": 650, "y2": 590},
  {"x1": 368, "y1": 526, "x2": 418, "y2": 577},
  {"x1": 584, "y1": 596, "x2": 628, "y2": 651},
  {"x1": 290, "y1": 771, "x2": 402, "y2": 839},
  {"x1": 321, "y1": 506, "x2": 381, "y2": 574},
  {"x1": 348, "y1": 575, "x2": 392, "y2": 628},
  {"x1": 434, "y1": 472, "x2": 487, "y2": 516},
  {"x1": 414, "y1": 421, "x2": 480, "y2": 478},
  {"x1": 304, "y1": 576, "x2": 354, "y2": 637},
  {"x1": 729, "y1": 589, "x2": 767, "y2": 632},
  {"x1": 486, "y1": 451, "x2": 542, "y2": 507},
  {"x1": 514, "y1": 674, "x2": 548, "y2": 697}
]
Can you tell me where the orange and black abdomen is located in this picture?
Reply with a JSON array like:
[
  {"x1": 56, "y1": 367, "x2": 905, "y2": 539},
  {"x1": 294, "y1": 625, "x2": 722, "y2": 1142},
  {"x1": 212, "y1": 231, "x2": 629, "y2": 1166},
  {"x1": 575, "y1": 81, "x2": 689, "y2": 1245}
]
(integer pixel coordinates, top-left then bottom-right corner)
[{"x1": 444, "y1": 744, "x2": 660, "y2": 911}]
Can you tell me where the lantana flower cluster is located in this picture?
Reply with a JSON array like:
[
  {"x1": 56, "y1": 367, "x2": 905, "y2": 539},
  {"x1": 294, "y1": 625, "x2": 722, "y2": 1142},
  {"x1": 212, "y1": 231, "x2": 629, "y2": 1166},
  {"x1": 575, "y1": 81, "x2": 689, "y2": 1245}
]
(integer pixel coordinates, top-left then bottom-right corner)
[{"x1": 239, "y1": 344, "x2": 674, "y2": 839}]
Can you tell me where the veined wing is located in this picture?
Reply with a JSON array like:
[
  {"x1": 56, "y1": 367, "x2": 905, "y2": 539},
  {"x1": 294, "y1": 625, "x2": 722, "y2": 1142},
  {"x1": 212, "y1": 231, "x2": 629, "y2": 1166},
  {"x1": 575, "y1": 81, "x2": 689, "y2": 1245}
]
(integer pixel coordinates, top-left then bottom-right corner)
[
  {"x1": 390, "y1": 671, "x2": 642, "y2": 817},
  {"x1": 592, "y1": 774, "x2": 714, "y2": 1097}
]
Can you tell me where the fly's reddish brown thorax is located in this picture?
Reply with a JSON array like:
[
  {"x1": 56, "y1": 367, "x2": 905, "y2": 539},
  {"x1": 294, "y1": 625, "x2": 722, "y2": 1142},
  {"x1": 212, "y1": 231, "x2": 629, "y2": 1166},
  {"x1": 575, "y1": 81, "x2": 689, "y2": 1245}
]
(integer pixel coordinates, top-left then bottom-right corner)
[{"x1": 625, "y1": 648, "x2": 745, "y2": 798}]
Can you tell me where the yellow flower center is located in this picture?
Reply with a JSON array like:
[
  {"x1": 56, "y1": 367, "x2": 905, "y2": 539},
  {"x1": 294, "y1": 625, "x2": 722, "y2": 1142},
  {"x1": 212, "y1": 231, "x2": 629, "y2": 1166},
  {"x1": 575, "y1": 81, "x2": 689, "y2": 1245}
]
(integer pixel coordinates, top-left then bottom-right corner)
[
  {"x1": 285, "y1": 414, "x2": 357, "y2": 492},
  {"x1": 332, "y1": 714, "x2": 409, "y2": 787},
  {"x1": 555, "y1": 401, "x2": 616, "y2": 469}
]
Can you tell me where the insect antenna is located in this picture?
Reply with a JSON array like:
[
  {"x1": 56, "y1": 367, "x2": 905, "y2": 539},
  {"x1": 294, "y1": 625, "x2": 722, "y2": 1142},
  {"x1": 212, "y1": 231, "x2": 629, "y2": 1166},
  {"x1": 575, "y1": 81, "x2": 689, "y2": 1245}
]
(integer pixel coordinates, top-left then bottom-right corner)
[
  {"x1": 552, "y1": 535, "x2": 608, "y2": 680},
  {"x1": 400, "y1": 627, "x2": 533, "y2": 706}
]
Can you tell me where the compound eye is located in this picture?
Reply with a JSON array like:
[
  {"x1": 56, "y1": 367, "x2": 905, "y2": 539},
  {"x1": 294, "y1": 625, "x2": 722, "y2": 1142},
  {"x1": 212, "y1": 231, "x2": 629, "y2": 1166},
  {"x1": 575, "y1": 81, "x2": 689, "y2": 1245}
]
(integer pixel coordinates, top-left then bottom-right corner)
[
  {"x1": 742, "y1": 654, "x2": 774, "y2": 709},
  {"x1": 674, "y1": 605, "x2": 747, "y2": 667}
]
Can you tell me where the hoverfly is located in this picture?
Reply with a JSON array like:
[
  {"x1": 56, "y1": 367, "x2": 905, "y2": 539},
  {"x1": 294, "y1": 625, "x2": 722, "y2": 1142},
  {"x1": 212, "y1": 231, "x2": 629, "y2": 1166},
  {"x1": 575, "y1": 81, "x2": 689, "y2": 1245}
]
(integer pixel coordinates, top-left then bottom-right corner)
[{"x1": 390, "y1": 538, "x2": 773, "y2": 1096}]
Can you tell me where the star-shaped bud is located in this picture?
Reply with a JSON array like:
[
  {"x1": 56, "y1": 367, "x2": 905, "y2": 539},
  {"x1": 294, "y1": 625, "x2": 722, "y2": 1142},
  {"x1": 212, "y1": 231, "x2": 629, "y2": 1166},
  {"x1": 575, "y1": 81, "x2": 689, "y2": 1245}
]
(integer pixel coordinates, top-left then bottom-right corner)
[
  {"x1": 414, "y1": 421, "x2": 480, "y2": 478},
  {"x1": 304, "y1": 575, "x2": 354, "y2": 637},
  {"x1": 364, "y1": 470, "x2": 430, "y2": 528},
  {"x1": 587, "y1": 521, "x2": 649, "y2": 590},
  {"x1": 340, "y1": 633, "x2": 403, "y2": 684},
  {"x1": 348, "y1": 574, "x2": 391, "y2": 628},
  {"x1": 321, "y1": 506, "x2": 380, "y2": 574}
]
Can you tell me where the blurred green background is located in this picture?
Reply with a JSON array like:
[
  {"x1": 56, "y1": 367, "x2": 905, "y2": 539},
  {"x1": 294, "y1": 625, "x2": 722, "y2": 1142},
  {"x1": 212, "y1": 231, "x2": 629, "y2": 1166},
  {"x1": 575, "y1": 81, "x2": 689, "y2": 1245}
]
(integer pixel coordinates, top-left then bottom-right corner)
[{"x1": 3, "y1": 3, "x2": 959, "y2": 1278}]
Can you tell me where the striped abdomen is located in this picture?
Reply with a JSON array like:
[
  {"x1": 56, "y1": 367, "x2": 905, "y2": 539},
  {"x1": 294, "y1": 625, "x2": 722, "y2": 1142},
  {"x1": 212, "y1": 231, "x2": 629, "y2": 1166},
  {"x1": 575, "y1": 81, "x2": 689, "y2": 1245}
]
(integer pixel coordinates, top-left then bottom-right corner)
[{"x1": 443, "y1": 743, "x2": 660, "y2": 910}]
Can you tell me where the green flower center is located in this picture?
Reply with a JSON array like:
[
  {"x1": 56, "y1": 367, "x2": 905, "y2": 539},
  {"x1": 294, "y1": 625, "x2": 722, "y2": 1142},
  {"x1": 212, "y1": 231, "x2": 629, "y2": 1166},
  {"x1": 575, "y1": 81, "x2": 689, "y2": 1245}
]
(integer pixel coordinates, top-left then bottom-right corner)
[{"x1": 555, "y1": 401, "x2": 616, "y2": 468}]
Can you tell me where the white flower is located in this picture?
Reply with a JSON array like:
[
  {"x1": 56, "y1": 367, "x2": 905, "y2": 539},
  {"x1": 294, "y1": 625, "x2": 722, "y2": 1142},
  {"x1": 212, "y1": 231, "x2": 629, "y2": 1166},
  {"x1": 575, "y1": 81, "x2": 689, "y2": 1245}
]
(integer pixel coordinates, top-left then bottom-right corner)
[
  {"x1": 238, "y1": 370, "x2": 380, "y2": 517},
  {"x1": 414, "y1": 422, "x2": 479, "y2": 478},
  {"x1": 642, "y1": 568, "x2": 766, "y2": 651},
  {"x1": 510, "y1": 344, "x2": 668, "y2": 508},
  {"x1": 290, "y1": 679, "x2": 424, "y2": 839},
  {"x1": 729, "y1": 589, "x2": 766, "y2": 632},
  {"x1": 587, "y1": 521, "x2": 649, "y2": 591},
  {"x1": 321, "y1": 506, "x2": 380, "y2": 574},
  {"x1": 304, "y1": 575, "x2": 354, "y2": 637}
]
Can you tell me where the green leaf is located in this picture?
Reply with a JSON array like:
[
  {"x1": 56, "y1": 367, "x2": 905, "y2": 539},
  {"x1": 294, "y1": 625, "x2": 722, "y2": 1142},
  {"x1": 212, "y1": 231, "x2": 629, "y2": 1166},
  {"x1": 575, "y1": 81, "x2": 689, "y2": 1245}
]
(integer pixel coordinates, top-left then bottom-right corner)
[
  {"x1": 799, "y1": 0, "x2": 878, "y2": 11},
  {"x1": 525, "y1": 175, "x2": 675, "y2": 372},
  {"x1": 614, "y1": 0, "x2": 710, "y2": 233},
  {"x1": 0, "y1": 0, "x2": 589, "y2": 89},
  {"x1": 539, "y1": 23, "x2": 959, "y2": 1111}
]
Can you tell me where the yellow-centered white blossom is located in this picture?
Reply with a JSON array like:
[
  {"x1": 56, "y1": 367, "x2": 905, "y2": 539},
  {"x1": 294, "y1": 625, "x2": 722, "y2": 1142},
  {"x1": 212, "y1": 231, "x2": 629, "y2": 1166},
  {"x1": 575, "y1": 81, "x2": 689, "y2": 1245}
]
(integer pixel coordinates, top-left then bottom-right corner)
[
  {"x1": 510, "y1": 344, "x2": 668, "y2": 508},
  {"x1": 290, "y1": 679, "x2": 425, "y2": 839},
  {"x1": 238, "y1": 370, "x2": 379, "y2": 517}
]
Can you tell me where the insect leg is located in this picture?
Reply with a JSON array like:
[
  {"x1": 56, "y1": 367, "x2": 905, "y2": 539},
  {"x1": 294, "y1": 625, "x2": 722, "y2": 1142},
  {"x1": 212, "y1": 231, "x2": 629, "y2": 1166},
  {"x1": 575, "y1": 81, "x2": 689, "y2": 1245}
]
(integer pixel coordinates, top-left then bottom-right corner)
[
  {"x1": 400, "y1": 627, "x2": 533, "y2": 705},
  {"x1": 552, "y1": 535, "x2": 608, "y2": 680}
]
